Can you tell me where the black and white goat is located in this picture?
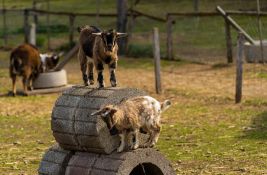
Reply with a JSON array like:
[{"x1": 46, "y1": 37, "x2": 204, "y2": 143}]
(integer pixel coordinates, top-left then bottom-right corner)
[{"x1": 77, "y1": 25, "x2": 127, "y2": 88}]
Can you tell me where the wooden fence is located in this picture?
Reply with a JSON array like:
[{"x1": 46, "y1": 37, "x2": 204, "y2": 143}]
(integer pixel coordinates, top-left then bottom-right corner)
[{"x1": 1, "y1": 7, "x2": 267, "y2": 62}]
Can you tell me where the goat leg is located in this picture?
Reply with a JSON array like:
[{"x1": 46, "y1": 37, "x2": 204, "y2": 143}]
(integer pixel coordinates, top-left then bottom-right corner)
[
  {"x1": 27, "y1": 74, "x2": 33, "y2": 91},
  {"x1": 149, "y1": 124, "x2": 161, "y2": 147},
  {"x1": 96, "y1": 62, "x2": 104, "y2": 88},
  {"x1": 11, "y1": 75, "x2": 16, "y2": 96},
  {"x1": 82, "y1": 73, "x2": 89, "y2": 86},
  {"x1": 22, "y1": 76, "x2": 29, "y2": 96},
  {"x1": 109, "y1": 62, "x2": 117, "y2": 87},
  {"x1": 88, "y1": 62, "x2": 94, "y2": 85},
  {"x1": 130, "y1": 129, "x2": 139, "y2": 150},
  {"x1": 117, "y1": 131, "x2": 126, "y2": 152}
]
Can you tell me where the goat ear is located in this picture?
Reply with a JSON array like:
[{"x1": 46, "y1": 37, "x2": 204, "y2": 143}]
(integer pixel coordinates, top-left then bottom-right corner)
[
  {"x1": 116, "y1": 32, "x2": 127, "y2": 38},
  {"x1": 92, "y1": 32, "x2": 102, "y2": 36},
  {"x1": 161, "y1": 100, "x2": 171, "y2": 112},
  {"x1": 58, "y1": 51, "x2": 64, "y2": 57},
  {"x1": 77, "y1": 27, "x2": 82, "y2": 33},
  {"x1": 110, "y1": 108, "x2": 117, "y2": 115}
]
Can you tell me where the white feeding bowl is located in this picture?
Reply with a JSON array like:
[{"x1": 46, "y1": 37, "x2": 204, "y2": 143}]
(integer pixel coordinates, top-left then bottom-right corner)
[{"x1": 33, "y1": 69, "x2": 68, "y2": 89}]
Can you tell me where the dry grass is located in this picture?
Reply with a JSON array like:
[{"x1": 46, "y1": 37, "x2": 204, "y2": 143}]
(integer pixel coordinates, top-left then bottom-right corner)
[{"x1": 0, "y1": 55, "x2": 267, "y2": 174}]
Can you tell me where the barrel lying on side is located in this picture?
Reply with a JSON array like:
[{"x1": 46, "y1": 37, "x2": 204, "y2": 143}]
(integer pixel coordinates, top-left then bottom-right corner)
[
  {"x1": 38, "y1": 145, "x2": 176, "y2": 175},
  {"x1": 51, "y1": 86, "x2": 148, "y2": 154}
]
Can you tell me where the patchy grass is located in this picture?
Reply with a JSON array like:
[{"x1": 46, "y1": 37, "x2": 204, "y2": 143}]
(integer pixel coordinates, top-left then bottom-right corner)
[{"x1": 0, "y1": 57, "x2": 267, "y2": 174}]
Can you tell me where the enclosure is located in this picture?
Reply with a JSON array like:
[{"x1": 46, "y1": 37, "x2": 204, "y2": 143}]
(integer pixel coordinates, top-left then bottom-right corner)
[{"x1": 0, "y1": 0, "x2": 267, "y2": 175}]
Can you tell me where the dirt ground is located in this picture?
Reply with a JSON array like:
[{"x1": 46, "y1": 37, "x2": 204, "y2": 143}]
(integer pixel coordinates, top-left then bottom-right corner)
[{"x1": 0, "y1": 56, "x2": 267, "y2": 174}]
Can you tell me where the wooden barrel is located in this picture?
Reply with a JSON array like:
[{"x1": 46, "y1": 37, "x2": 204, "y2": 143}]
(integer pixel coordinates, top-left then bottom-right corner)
[
  {"x1": 51, "y1": 86, "x2": 148, "y2": 154},
  {"x1": 38, "y1": 145, "x2": 176, "y2": 175}
]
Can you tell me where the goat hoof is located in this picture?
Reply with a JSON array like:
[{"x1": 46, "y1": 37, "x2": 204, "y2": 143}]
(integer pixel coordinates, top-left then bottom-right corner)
[
  {"x1": 89, "y1": 80, "x2": 94, "y2": 85},
  {"x1": 9, "y1": 92, "x2": 16, "y2": 97},
  {"x1": 142, "y1": 142, "x2": 150, "y2": 148},
  {"x1": 22, "y1": 92, "x2": 29, "y2": 96},
  {"x1": 98, "y1": 84, "x2": 105, "y2": 88},
  {"x1": 28, "y1": 86, "x2": 33, "y2": 91},
  {"x1": 110, "y1": 81, "x2": 117, "y2": 87},
  {"x1": 131, "y1": 144, "x2": 139, "y2": 150},
  {"x1": 117, "y1": 147, "x2": 123, "y2": 153}
]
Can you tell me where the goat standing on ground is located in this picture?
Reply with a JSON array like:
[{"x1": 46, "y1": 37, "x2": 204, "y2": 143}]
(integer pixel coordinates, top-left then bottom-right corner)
[
  {"x1": 10, "y1": 44, "x2": 60, "y2": 96},
  {"x1": 77, "y1": 25, "x2": 127, "y2": 88},
  {"x1": 91, "y1": 96, "x2": 171, "y2": 152}
]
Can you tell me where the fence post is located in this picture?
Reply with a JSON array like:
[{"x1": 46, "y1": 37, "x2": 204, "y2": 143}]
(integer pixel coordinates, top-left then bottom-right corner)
[
  {"x1": 117, "y1": 0, "x2": 128, "y2": 55},
  {"x1": 224, "y1": 19, "x2": 233, "y2": 63},
  {"x1": 24, "y1": 9, "x2": 30, "y2": 43},
  {"x1": 69, "y1": 14, "x2": 75, "y2": 47},
  {"x1": 235, "y1": 32, "x2": 244, "y2": 103},
  {"x1": 46, "y1": 0, "x2": 51, "y2": 50},
  {"x1": 153, "y1": 27, "x2": 162, "y2": 94},
  {"x1": 167, "y1": 14, "x2": 174, "y2": 60},
  {"x1": 2, "y1": 7, "x2": 7, "y2": 46},
  {"x1": 29, "y1": 23, "x2": 36, "y2": 45},
  {"x1": 32, "y1": 0, "x2": 38, "y2": 26}
]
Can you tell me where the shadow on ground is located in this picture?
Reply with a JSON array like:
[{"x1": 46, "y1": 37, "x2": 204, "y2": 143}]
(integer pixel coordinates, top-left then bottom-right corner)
[{"x1": 242, "y1": 111, "x2": 267, "y2": 140}]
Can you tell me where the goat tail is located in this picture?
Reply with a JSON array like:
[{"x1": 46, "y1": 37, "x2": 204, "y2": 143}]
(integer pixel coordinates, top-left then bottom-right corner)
[
  {"x1": 161, "y1": 100, "x2": 171, "y2": 112},
  {"x1": 10, "y1": 55, "x2": 22, "y2": 74}
]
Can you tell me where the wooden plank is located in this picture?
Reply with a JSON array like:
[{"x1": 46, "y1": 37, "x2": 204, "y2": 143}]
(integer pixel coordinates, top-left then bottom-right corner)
[
  {"x1": 216, "y1": 6, "x2": 255, "y2": 44},
  {"x1": 153, "y1": 27, "x2": 162, "y2": 94},
  {"x1": 54, "y1": 43, "x2": 79, "y2": 71},
  {"x1": 224, "y1": 19, "x2": 233, "y2": 63},
  {"x1": 130, "y1": 9, "x2": 166, "y2": 22},
  {"x1": 235, "y1": 33, "x2": 244, "y2": 103}
]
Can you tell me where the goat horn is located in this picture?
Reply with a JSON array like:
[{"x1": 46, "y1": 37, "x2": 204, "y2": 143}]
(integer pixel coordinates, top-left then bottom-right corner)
[
  {"x1": 92, "y1": 32, "x2": 102, "y2": 36},
  {"x1": 91, "y1": 109, "x2": 102, "y2": 116},
  {"x1": 117, "y1": 33, "x2": 127, "y2": 38},
  {"x1": 117, "y1": 32, "x2": 127, "y2": 35}
]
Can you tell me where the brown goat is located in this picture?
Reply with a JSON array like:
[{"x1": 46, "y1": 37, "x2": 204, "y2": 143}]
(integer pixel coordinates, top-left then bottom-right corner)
[
  {"x1": 9, "y1": 44, "x2": 60, "y2": 96},
  {"x1": 91, "y1": 96, "x2": 171, "y2": 152},
  {"x1": 77, "y1": 25, "x2": 127, "y2": 88}
]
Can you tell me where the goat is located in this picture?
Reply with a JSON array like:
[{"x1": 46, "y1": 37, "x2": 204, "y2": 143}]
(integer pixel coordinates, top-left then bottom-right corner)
[
  {"x1": 91, "y1": 96, "x2": 171, "y2": 152},
  {"x1": 9, "y1": 44, "x2": 60, "y2": 96},
  {"x1": 77, "y1": 25, "x2": 127, "y2": 88}
]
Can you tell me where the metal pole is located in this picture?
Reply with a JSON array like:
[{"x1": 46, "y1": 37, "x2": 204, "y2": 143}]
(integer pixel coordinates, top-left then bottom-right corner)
[{"x1": 257, "y1": 0, "x2": 264, "y2": 63}]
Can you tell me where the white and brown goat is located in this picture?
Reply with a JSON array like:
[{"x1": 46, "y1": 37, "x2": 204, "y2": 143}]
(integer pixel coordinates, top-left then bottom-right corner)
[
  {"x1": 91, "y1": 96, "x2": 171, "y2": 152},
  {"x1": 9, "y1": 44, "x2": 60, "y2": 96},
  {"x1": 77, "y1": 25, "x2": 127, "y2": 88}
]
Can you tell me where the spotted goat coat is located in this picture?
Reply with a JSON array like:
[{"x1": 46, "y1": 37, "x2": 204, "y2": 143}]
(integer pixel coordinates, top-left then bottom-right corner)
[{"x1": 91, "y1": 96, "x2": 171, "y2": 152}]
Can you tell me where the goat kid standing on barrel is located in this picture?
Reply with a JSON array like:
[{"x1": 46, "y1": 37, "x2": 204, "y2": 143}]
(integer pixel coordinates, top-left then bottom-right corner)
[{"x1": 77, "y1": 25, "x2": 127, "y2": 88}]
